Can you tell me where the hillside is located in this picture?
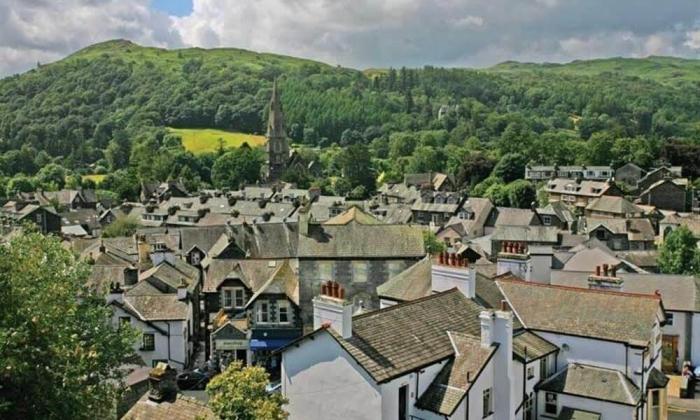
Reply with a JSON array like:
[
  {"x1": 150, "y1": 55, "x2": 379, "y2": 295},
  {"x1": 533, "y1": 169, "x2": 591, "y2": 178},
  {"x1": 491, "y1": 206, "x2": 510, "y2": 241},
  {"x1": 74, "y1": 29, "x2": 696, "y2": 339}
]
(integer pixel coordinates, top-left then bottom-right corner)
[
  {"x1": 1, "y1": 40, "x2": 700, "y2": 200},
  {"x1": 489, "y1": 56, "x2": 700, "y2": 86}
]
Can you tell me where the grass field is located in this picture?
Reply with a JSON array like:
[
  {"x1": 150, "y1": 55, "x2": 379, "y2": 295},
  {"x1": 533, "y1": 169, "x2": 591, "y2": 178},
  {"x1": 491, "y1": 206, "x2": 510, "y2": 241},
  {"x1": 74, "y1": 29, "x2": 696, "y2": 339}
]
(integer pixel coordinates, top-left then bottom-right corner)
[
  {"x1": 82, "y1": 174, "x2": 107, "y2": 184},
  {"x1": 168, "y1": 128, "x2": 266, "y2": 154}
]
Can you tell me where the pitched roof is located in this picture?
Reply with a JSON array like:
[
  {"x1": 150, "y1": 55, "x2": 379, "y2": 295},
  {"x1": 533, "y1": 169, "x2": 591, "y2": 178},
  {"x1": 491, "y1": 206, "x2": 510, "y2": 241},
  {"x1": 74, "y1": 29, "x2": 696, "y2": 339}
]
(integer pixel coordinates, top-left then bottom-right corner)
[
  {"x1": 123, "y1": 294, "x2": 188, "y2": 321},
  {"x1": 493, "y1": 207, "x2": 538, "y2": 227},
  {"x1": 562, "y1": 247, "x2": 622, "y2": 272},
  {"x1": 324, "y1": 206, "x2": 382, "y2": 225},
  {"x1": 497, "y1": 278, "x2": 661, "y2": 346},
  {"x1": 245, "y1": 259, "x2": 299, "y2": 306},
  {"x1": 585, "y1": 196, "x2": 644, "y2": 215},
  {"x1": 122, "y1": 392, "x2": 214, "y2": 420},
  {"x1": 376, "y1": 256, "x2": 432, "y2": 302},
  {"x1": 585, "y1": 217, "x2": 656, "y2": 242},
  {"x1": 537, "y1": 363, "x2": 641, "y2": 406},
  {"x1": 226, "y1": 222, "x2": 298, "y2": 258},
  {"x1": 416, "y1": 332, "x2": 496, "y2": 416},
  {"x1": 545, "y1": 178, "x2": 614, "y2": 197},
  {"x1": 491, "y1": 225, "x2": 559, "y2": 243},
  {"x1": 310, "y1": 289, "x2": 486, "y2": 383},
  {"x1": 512, "y1": 330, "x2": 558, "y2": 362},
  {"x1": 297, "y1": 222, "x2": 424, "y2": 259}
]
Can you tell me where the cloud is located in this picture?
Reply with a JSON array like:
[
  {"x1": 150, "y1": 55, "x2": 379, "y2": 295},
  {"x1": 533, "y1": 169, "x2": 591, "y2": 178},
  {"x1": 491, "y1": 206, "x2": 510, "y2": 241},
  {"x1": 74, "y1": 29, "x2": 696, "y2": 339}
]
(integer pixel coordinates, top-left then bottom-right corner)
[
  {"x1": 0, "y1": 0, "x2": 183, "y2": 76},
  {"x1": 1, "y1": 0, "x2": 700, "y2": 77}
]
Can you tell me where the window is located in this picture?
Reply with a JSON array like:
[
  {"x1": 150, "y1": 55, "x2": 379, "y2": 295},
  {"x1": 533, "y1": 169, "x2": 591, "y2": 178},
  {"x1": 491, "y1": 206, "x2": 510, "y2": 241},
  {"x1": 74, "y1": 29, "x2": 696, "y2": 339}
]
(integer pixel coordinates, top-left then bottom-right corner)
[
  {"x1": 596, "y1": 229, "x2": 606, "y2": 240},
  {"x1": 652, "y1": 389, "x2": 660, "y2": 406},
  {"x1": 257, "y1": 302, "x2": 270, "y2": 323},
  {"x1": 527, "y1": 365, "x2": 535, "y2": 379},
  {"x1": 540, "y1": 357, "x2": 549, "y2": 379},
  {"x1": 142, "y1": 333, "x2": 155, "y2": 351},
  {"x1": 35, "y1": 213, "x2": 42, "y2": 223},
  {"x1": 352, "y1": 261, "x2": 368, "y2": 283},
  {"x1": 542, "y1": 215, "x2": 552, "y2": 226},
  {"x1": 222, "y1": 287, "x2": 245, "y2": 309},
  {"x1": 278, "y1": 301, "x2": 290, "y2": 323},
  {"x1": 482, "y1": 388, "x2": 493, "y2": 418},
  {"x1": 666, "y1": 312, "x2": 674, "y2": 326},
  {"x1": 545, "y1": 392, "x2": 557, "y2": 415}
]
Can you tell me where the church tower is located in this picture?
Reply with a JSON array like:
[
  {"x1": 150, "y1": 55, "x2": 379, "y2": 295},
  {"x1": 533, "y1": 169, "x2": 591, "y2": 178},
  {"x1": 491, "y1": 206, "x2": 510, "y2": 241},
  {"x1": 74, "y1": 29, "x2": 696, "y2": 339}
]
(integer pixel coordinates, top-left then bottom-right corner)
[{"x1": 264, "y1": 79, "x2": 289, "y2": 182}]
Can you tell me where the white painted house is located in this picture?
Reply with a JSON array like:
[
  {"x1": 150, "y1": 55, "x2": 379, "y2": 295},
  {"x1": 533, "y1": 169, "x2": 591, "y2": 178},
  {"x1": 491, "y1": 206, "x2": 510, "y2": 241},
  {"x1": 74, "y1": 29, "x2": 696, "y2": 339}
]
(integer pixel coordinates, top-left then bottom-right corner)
[{"x1": 279, "y1": 253, "x2": 668, "y2": 419}]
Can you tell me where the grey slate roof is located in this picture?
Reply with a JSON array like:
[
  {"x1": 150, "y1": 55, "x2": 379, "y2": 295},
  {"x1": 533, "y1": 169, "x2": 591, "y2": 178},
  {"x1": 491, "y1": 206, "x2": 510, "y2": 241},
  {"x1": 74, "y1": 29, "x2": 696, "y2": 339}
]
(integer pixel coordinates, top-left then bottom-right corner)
[
  {"x1": 416, "y1": 332, "x2": 496, "y2": 416},
  {"x1": 376, "y1": 256, "x2": 432, "y2": 302},
  {"x1": 512, "y1": 330, "x2": 558, "y2": 362},
  {"x1": 491, "y1": 225, "x2": 559, "y2": 243},
  {"x1": 497, "y1": 278, "x2": 662, "y2": 346},
  {"x1": 537, "y1": 363, "x2": 641, "y2": 406},
  {"x1": 123, "y1": 294, "x2": 188, "y2": 321}
]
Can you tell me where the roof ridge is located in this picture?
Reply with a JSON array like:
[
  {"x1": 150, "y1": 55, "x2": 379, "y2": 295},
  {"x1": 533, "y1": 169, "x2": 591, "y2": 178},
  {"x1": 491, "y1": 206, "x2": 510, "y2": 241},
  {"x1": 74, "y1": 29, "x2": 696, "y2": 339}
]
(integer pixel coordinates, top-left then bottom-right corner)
[
  {"x1": 353, "y1": 288, "x2": 463, "y2": 320},
  {"x1": 497, "y1": 277, "x2": 660, "y2": 300}
]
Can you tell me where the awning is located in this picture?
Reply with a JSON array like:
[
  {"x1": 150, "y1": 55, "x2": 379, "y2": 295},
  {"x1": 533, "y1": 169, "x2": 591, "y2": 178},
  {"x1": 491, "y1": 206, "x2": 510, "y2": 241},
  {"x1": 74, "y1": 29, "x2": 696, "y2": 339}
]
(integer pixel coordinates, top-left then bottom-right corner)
[{"x1": 249, "y1": 338, "x2": 294, "y2": 351}]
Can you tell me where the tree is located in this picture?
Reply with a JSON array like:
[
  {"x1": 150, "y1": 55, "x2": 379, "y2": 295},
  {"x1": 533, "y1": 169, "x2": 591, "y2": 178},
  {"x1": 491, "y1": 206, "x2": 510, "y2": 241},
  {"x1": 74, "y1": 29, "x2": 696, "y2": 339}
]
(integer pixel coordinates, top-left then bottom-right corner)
[
  {"x1": 658, "y1": 226, "x2": 700, "y2": 275},
  {"x1": 0, "y1": 232, "x2": 136, "y2": 419},
  {"x1": 5, "y1": 175, "x2": 34, "y2": 197},
  {"x1": 338, "y1": 144, "x2": 375, "y2": 196},
  {"x1": 492, "y1": 153, "x2": 527, "y2": 183},
  {"x1": 211, "y1": 146, "x2": 263, "y2": 189},
  {"x1": 105, "y1": 130, "x2": 131, "y2": 171},
  {"x1": 506, "y1": 180, "x2": 537, "y2": 209},
  {"x1": 455, "y1": 152, "x2": 496, "y2": 188},
  {"x1": 423, "y1": 230, "x2": 446, "y2": 254},
  {"x1": 206, "y1": 361, "x2": 287, "y2": 420},
  {"x1": 35, "y1": 163, "x2": 67, "y2": 190},
  {"x1": 102, "y1": 215, "x2": 141, "y2": 238}
]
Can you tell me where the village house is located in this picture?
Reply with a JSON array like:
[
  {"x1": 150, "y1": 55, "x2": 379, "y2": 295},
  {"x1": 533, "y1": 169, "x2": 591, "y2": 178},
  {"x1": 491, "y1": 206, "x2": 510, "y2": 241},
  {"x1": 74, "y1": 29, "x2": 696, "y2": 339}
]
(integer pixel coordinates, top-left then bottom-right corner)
[
  {"x1": 544, "y1": 178, "x2": 623, "y2": 208},
  {"x1": 0, "y1": 200, "x2": 61, "y2": 234},
  {"x1": 525, "y1": 165, "x2": 614, "y2": 181},
  {"x1": 278, "y1": 253, "x2": 667, "y2": 420},
  {"x1": 584, "y1": 217, "x2": 656, "y2": 251},
  {"x1": 636, "y1": 178, "x2": 688, "y2": 212},
  {"x1": 583, "y1": 196, "x2": 646, "y2": 219},
  {"x1": 410, "y1": 190, "x2": 463, "y2": 226},
  {"x1": 636, "y1": 166, "x2": 683, "y2": 193},
  {"x1": 615, "y1": 162, "x2": 646, "y2": 186}
]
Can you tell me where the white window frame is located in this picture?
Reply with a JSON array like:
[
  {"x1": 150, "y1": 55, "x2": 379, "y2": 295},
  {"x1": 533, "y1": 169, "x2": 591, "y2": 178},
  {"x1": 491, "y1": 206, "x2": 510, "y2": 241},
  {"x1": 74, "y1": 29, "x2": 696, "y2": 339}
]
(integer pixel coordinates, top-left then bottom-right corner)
[
  {"x1": 257, "y1": 301, "x2": 270, "y2": 324},
  {"x1": 545, "y1": 392, "x2": 557, "y2": 415},
  {"x1": 222, "y1": 287, "x2": 245, "y2": 309},
  {"x1": 527, "y1": 365, "x2": 535, "y2": 380},
  {"x1": 666, "y1": 312, "x2": 674, "y2": 326},
  {"x1": 278, "y1": 300, "x2": 290, "y2": 324},
  {"x1": 542, "y1": 215, "x2": 552, "y2": 226}
]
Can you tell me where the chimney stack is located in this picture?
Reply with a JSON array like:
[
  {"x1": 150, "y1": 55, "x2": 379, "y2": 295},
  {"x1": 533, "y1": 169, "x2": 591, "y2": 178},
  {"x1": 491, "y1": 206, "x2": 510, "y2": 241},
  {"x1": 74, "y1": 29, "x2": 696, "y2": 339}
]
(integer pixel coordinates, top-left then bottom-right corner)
[
  {"x1": 588, "y1": 265, "x2": 623, "y2": 291},
  {"x1": 313, "y1": 281, "x2": 353, "y2": 338},
  {"x1": 431, "y1": 252, "x2": 476, "y2": 299},
  {"x1": 177, "y1": 279, "x2": 188, "y2": 301},
  {"x1": 107, "y1": 282, "x2": 124, "y2": 304},
  {"x1": 148, "y1": 363, "x2": 177, "y2": 402},
  {"x1": 479, "y1": 310, "x2": 513, "y2": 420}
]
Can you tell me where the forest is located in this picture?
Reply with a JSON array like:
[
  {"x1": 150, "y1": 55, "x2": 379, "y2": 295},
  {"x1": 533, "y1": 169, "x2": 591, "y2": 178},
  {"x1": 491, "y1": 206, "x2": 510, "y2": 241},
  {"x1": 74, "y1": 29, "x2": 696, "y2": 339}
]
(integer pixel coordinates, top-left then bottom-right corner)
[{"x1": 1, "y1": 39, "x2": 700, "y2": 204}]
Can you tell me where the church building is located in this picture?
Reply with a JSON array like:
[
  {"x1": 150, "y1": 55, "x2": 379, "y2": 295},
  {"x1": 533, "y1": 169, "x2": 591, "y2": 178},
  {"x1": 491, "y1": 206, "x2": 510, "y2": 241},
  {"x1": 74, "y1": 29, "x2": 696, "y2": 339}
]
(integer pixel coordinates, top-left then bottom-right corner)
[{"x1": 264, "y1": 80, "x2": 290, "y2": 182}]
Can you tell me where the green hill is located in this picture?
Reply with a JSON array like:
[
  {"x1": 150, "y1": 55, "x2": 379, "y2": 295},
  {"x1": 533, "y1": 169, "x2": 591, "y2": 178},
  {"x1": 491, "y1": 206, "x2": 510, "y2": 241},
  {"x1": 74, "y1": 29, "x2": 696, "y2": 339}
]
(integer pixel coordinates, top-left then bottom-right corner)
[
  {"x1": 2, "y1": 39, "x2": 700, "y2": 198},
  {"x1": 489, "y1": 56, "x2": 700, "y2": 86}
]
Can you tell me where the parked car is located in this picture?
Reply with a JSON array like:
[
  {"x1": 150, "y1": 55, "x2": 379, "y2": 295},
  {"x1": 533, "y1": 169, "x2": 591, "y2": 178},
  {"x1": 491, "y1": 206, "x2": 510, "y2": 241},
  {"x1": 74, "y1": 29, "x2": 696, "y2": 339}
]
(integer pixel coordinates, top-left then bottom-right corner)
[{"x1": 177, "y1": 367, "x2": 213, "y2": 390}]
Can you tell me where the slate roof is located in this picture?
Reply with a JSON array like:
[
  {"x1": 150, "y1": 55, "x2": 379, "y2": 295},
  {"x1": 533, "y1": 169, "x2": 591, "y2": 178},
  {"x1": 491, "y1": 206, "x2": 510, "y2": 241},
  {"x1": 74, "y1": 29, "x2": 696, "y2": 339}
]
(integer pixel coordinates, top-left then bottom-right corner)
[
  {"x1": 537, "y1": 363, "x2": 641, "y2": 406},
  {"x1": 226, "y1": 222, "x2": 298, "y2": 258},
  {"x1": 324, "y1": 206, "x2": 382, "y2": 225},
  {"x1": 585, "y1": 217, "x2": 656, "y2": 242},
  {"x1": 179, "y1": 226, "x2": 228, "y2": 254},
  {"x1": 497, "y1": 278, "x2": 662, "y2": 346},
  {"x1": 493, "y1": 207, "x2": 538, "y2": 227},
  {"x1": 245, "y1": 259, "x2": 300, "y2": 306},
  {"x1": 550, "y1": 271, "x2": 700, "y2": 313},
  {"x1": 297, "y1": 289, "x2": 486, "y2": 384},
  {"x1": 491, "y1": 225, "x2": 559, "y2": 243},
  {"x1": 122, "y1": 392, "x2": 214, "y2": 420},
  {"x1": 139, "y1": 260, "x2": 199, "y2": 292},
  {"x1": 297, "y1": 221, "x2": 424, "y2": 259},
  {"x1": 557, "y1": 407, "x2": 601, "y2": 420},
  {"x1": 411, "y1": 202, "x2": 459, "y2": 213},
  {"x1": 376, "y1": 256, "x2": 432, "y2": 302},
  {"x1": 545, "y1": 179, "x2": 614, "y2": 197},
  {"x1": 416, "y1": 332, "x2": 496, "y2": 416},
  {"x1": 512, "y1": 330, "x2": 558, "y2": 362},
  {"x1": 585, "y1": 196, "x2": 644, "y2": 215},
  {"x1": 562, "y1": 247, "x2": 622, "y2": 272},
  {"x1": 123, "y1": 294, "x2": 188, "y2": 321}
]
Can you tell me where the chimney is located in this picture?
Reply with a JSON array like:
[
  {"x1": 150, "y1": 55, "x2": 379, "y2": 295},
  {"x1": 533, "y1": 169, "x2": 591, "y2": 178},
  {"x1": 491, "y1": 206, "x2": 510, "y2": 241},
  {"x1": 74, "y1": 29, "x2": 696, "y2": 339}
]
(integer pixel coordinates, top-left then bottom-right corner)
[
  {"x1": 313, "y1": 281, "x2": 353, "y2": 338},
  {"x1": 177, "y1": 279, "x2": 188, "y2": 301},
  {"x1": 136, "y1": 234, "x2": 152, "y2": 272},
  {"x1": 480, "y1": 310, "x2": 513, "y2": 420},
  {"x1": 588, "y1": 265, "x2": 623, "y2": 291},
  {"x1": 107, "y1": 282, "x2": 124, "y2": 304},
  {"x1": 298, "y1": 206, "x2": 313, "y2": 237},
  {"x1": 431, "y1": 252, "x2": 476, "y2": 299},
  {"x1": 496, "y1": 241, "x2": 530, "y2": 280},
  {"x1": 308, "y1": 187, "x2": 321, "y2": 203},
  {"x1": 148, "y1": 363, "x2": 177, "y2": 402}
]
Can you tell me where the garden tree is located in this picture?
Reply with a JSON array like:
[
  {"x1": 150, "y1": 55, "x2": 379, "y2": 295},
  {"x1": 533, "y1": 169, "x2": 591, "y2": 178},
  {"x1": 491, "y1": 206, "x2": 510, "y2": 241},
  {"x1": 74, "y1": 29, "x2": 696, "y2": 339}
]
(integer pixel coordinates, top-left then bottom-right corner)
[
  {"x1": 100, "y1": 169, "x2": 141, "y2": 201},
  {"x1": 35, "y1": 163, "x2": 67, "y2": 190},
  {"x1": 483, "y1": 182, "x2": 510, "y2": 206},
  {"x1": 102, "y1": 215, "x2": 141, "y2": 238},
  {"x1": 405, "y1": 146, "x2": 444, "y2": 174},
  {"x1": 423, "y1": 230, "x2": 446, "y2": 254},
  {"x1": 206, "y1": 361, "x2": 287, "y2": 420},
  {"x1": 658, "y1": 226, "x2": 700, "y2": 275},
  {"x1": 211, "y1": 145, "x2": 263, "y2": 189},
  {"x1": 492, "y1": 153, "x2": 528, "y2": 183},
  {"x1": 5, "y1": 175, "x2": 34, "y2": 197},
  {"x1": 0, "y1": 231, "x2": 136, "y2": 419},
  {"x1": 455, "y1": 152, "x2": 496, "y2": 188},
  {"x1": 585, "y1": 132, "x2": 615, "y2": 165},
  {"x1": 105, "y1": 130, "x2": 131, "y2": 170},
  {"x1": 388, "y1": 132, "x2": 418, "y2": 160},
  {"x1": 338, "y1": 144, "x2": 376, "y2": 197},
  {"x1": 506, "y1": 180, "x2": 537, "y2": 209}
]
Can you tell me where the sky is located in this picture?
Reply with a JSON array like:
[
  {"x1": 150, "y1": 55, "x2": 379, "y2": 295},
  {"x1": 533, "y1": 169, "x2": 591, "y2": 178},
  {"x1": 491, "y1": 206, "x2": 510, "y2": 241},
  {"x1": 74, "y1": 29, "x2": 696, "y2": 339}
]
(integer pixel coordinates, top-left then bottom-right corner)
[{"x1": 1, "y1": 0, "x2": 700, "y2": 77}]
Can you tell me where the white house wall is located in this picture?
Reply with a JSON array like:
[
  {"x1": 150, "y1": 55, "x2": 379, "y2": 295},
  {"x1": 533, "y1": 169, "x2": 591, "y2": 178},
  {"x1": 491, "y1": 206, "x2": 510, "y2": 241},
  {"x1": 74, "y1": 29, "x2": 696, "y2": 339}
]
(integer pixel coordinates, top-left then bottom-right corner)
[
  {"x1": 380, "y1": 360, "x2": 446, "y2": 420},
  {"x1": 282, "y1": 332, "x2": 381, "y2": 420}
]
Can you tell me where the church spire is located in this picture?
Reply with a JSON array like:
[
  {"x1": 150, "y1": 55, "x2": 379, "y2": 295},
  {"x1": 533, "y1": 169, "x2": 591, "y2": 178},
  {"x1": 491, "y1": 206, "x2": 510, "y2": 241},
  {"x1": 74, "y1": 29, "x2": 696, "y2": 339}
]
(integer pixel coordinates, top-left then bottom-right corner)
[{"x1": 266, "y1": 78, "x2": 285, "y2": 139}]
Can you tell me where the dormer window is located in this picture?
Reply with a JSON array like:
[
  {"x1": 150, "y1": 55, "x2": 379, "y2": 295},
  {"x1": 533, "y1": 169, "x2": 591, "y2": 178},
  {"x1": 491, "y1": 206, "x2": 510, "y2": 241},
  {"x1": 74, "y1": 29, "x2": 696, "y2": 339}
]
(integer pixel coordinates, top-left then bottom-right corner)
[
  {"x1": 278, "y1": 300, "x2": 290, "y2": 323},
  {"x1": 152, "y1": 243, "x2": 167, "y2": 252},
  {"x1": 222, "y1": 287, "x2": 245, "y2": 309}
]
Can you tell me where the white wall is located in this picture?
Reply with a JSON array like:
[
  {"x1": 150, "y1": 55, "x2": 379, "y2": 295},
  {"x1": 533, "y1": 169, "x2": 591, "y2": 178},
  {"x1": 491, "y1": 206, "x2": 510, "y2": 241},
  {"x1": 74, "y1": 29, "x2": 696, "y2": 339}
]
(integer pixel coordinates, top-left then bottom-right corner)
[
  {"x1": 112, "y1": 306, "x2": 188, "y2": 370},
  {"x1": 537, "y1": 391, "x2": 635, "y2": 420},
  {"x1": 282, "y1": 332, "x2": 381, "y2": 420},
  {"x1": 661, "y1": 311, "x2": 688, "y2": 370},
  {"x1": 380, "y1": 361, "x2": 446, "y2": 420}
]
